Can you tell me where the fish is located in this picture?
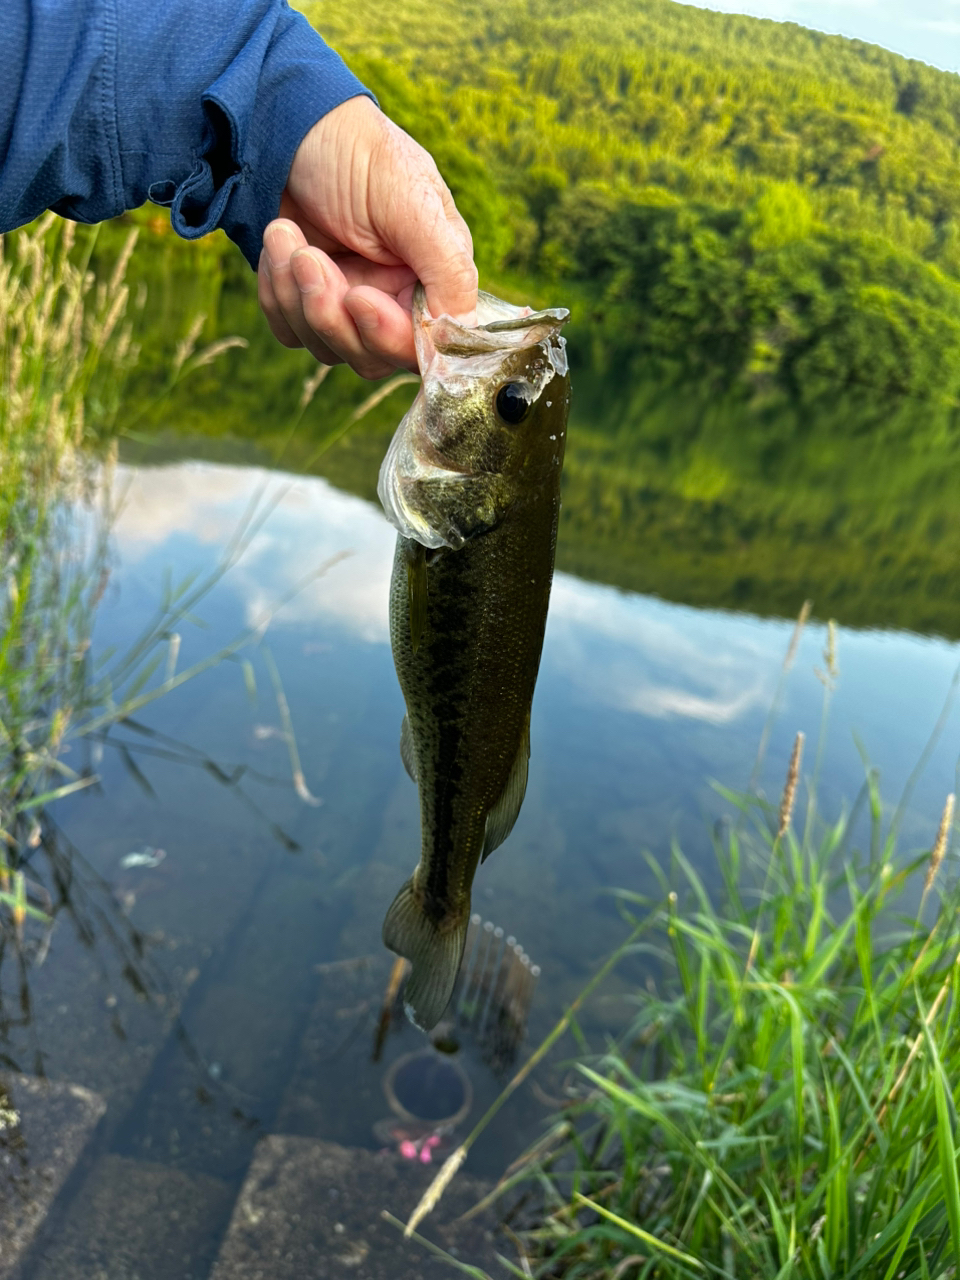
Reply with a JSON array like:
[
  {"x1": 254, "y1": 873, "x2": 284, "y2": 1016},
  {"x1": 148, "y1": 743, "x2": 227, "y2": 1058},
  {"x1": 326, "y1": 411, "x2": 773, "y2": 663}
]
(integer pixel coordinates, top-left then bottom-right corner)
[{"x1": 377, "y1": 285, "x2": 570, "y2": 1030}]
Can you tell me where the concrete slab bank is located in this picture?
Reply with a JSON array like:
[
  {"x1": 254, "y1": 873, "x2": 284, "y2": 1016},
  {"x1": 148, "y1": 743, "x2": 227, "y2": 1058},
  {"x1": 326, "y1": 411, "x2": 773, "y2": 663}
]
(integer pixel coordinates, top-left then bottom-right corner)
[
  {"x1": 0, "y1": 1074, "x2": 106, "y2": 1278},
  {"x1": 210, "y1": 1135, "x2": 502, "y2": 1280}
]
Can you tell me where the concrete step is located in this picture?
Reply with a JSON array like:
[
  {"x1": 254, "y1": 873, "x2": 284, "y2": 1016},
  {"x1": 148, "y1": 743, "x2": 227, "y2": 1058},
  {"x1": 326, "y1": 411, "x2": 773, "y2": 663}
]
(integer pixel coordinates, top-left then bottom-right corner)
[
  {"x1": 209, "y1": 1134, "x2": 500, "y2": 1280},
  {"x1": 0, "y1": 1074, "x2": 106, "y2": 1279},
  {"x1": 24, "y1": 1154, "x2": 233, "y2": 1280},
  {"x1": 114, "y1": 862, "x2": 347, "y2": 1183}
]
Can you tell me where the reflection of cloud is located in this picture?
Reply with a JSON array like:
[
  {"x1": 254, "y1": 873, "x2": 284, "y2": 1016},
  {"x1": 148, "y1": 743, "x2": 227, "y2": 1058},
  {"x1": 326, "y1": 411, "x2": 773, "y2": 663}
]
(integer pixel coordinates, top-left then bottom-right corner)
[
  {"x1": 112, "y1": 462, "x2": 395, "y2": 643},
  {"x1": 112, "y1": 460, "x2": 787, "y2": 721},
  {"x1": 547, "y1": 577, "x2": 784, "y2": 724},
  {"x1": 113, "y1": 464, "x2": 268, "y2": 550}
]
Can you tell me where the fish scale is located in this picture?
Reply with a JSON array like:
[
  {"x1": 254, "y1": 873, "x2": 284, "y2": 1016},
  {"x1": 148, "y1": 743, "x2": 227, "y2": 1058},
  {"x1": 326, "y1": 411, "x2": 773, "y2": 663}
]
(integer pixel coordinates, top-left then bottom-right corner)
[{"x1": 379, "y1": 287, "x2": 570, "y2": 1030}]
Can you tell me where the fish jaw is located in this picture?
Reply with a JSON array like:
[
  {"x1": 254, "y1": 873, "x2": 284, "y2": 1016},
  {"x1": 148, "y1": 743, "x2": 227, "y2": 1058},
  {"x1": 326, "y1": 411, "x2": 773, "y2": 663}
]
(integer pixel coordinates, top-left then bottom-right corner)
[
  {"x1": 378, "y1": 393, "x2": 465, "y2": 549},
  {"x1": 377, "y1": 287, "x2": 569, "y2": 551}
]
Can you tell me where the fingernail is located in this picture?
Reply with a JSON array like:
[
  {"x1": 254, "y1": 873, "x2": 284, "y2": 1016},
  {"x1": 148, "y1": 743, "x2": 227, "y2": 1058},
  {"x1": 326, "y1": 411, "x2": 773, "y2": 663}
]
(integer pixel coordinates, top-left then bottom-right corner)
[
  {"x1": 290, "y1": 249, "x2": 325, "y2": 296},
  {"x1": 265, "y1": 225, "x2": 297, "y2": 271},
  {"x1": 345, "y1": 295, "x2": 379, "y2": 331}
]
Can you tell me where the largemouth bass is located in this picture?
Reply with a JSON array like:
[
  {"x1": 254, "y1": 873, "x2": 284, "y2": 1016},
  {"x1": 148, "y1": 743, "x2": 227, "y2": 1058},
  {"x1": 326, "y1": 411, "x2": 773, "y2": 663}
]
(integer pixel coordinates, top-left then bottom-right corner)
[{"x1": 377, "y1": 286, "x2": 570, "y2": 1030}]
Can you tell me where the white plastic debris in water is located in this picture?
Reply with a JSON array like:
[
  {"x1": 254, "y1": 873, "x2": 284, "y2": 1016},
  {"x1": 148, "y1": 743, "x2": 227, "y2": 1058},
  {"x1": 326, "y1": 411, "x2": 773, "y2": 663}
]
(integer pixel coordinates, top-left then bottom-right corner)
[{"x1": 119, "y1": 847, "x2": 166, "y2": 869}]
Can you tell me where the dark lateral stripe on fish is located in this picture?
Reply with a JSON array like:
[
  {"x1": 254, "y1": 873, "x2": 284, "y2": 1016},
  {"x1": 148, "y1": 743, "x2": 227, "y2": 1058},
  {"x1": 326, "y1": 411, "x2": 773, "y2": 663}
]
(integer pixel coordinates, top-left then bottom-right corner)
[{"x1": 379, "y1": 287, "x2": 570, "y2": 1031}]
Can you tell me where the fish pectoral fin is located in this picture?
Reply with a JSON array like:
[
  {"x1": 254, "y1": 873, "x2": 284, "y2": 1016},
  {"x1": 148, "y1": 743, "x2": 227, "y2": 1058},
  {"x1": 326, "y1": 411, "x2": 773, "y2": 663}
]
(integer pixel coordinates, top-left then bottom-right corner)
[
  {"x1": 399, "y1": 715, "x2": 418, "y2": 783},
  {"x1": 481, "y1": 716, "x2": 531, "y2": 863},
  {"x1": 382, "y1": 878, "x2": 468, "y2": 1031},
  {"x1": 405, "y1": 539, "x2": 428, "y2": 653}
]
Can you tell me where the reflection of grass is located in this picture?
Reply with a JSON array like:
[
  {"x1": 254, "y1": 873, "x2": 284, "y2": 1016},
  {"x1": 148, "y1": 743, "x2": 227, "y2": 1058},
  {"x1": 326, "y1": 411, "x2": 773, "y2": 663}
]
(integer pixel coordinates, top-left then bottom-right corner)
[
  {"x1": 0, "y1": 217, "x2": 254, "y2": 1006},
  {"x1": 405, "y1": 631, "x2": 960, "y2": 1280}
]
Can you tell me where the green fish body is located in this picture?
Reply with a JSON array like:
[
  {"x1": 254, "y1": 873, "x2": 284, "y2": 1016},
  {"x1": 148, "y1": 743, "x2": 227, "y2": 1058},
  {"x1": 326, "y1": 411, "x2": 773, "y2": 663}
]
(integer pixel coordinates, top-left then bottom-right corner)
[{"x1": 378, "y1": 288, "x2": 570, "y2": 1030}]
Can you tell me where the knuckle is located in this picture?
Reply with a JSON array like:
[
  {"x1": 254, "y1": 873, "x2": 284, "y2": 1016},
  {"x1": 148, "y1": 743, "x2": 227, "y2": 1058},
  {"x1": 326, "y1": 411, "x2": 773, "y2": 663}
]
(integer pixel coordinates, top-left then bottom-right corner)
[
  {"x1": 275, "y1": 327, "x2": 303, "y2": 350},
  {"x1": 355, "y1": 360, "x2": 392, "y2": 381},
  {"x1": 307, "y1": 341, "x2": 343, "y2": 366},
  {"x1": 459, "y1": 258, "x2": 480, "y2": 292}
]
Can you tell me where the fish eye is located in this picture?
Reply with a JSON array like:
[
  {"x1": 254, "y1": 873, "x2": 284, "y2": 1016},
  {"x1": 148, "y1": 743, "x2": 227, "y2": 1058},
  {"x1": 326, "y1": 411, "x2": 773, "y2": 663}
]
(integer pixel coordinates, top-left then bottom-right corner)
[{"x1": 495, "y1": 382, "x2": 533, "y2": 426}]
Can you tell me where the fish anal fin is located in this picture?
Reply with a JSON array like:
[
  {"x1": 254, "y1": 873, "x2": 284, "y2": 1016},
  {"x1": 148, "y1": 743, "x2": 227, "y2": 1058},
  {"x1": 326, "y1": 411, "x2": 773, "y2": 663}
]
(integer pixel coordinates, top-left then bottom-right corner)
[
  {"x1": 481, "y1": 716, "x2": 531, "y2": 863},
  {"x1": 399, "y1": 715, "x2": 418, "y2": 783},
  {"x1": 382, "y1": 878, "x2": 468, "y2": 1031},
  {"x1": 405, "y1": 540, "x2": 428, "y2": 654}
]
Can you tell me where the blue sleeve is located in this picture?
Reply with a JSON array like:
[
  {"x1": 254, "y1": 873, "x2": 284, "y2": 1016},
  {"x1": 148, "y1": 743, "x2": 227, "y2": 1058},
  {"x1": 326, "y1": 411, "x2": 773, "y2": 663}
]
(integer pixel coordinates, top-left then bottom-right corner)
[{"x1": 0, "y1": 0, "x2": 374, "y2": 267}]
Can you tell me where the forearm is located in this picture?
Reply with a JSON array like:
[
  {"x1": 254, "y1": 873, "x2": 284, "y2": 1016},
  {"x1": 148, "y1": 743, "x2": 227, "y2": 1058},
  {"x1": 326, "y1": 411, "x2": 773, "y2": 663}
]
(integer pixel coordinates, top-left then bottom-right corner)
[{"x1": 0, "y1": 0, "x2": 372, "y2": 265}]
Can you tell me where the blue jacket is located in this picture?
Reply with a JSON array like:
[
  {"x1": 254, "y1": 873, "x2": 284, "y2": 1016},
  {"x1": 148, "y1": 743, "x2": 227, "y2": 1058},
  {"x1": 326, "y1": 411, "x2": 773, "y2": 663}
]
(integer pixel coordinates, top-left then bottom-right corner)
[{"x1": 0, "y1": 0, "x2": 372, "y2": 266}]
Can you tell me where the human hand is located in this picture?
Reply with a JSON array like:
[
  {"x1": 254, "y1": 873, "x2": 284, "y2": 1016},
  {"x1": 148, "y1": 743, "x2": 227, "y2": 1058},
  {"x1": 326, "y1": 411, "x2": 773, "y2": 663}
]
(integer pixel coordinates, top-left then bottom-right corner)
[{"x1": 258, "y1": 95, "x2": 478, "y2": 379}]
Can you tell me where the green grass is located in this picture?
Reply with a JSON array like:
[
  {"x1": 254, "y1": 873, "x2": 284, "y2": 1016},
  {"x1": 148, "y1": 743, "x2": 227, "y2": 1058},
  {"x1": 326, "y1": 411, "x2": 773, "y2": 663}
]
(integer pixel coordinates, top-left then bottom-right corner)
[
  {"x1": 403, "y1": 624, "x2": 960, "y2": 1280},
  {"x1": 513, "y1": 741, "x2": 960, "y2": 1276},
  {"x1": 0, "y1": 217, "x2": 263, "y2": 969},
  {"x1": 1, "y1": 216, "x2": 134, "y2": 873}
]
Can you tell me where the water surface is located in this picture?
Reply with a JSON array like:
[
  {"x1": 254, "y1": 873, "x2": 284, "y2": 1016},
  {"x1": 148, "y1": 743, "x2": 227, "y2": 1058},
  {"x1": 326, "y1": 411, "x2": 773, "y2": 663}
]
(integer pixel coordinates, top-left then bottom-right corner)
[{"x1": 12, "y1": 454, "x2": 954, "y2": 1218}]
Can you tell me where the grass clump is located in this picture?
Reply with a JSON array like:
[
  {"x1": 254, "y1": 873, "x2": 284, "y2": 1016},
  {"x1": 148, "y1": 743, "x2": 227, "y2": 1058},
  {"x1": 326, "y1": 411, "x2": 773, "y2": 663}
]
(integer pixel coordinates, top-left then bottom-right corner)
[
  {"x1": 398, "y1": 623, "x2": 960, "y2": 1279},
  {"x1": 0, "y1": 216, "x2": 255, "y2": 977},
  {"x1": 0, "y1": 214, "x2": 139, "y2": 853},
  {"x1": 520, "y1": 764, "x2": 960, "y2": 1278}
]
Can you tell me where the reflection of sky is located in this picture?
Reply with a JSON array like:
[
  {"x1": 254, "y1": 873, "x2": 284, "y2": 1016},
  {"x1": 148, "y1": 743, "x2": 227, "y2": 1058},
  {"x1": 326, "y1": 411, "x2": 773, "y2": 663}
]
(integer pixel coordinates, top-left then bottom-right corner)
[
  {"x1": 109, "y1": 459, "x2": 960, "y2": 861},
  {"x1": 115, "y1": 462, "x2": 393, "y2": 644},
  {"x1": 113, "y1": 462, "x2": 785, "y2": 726}
]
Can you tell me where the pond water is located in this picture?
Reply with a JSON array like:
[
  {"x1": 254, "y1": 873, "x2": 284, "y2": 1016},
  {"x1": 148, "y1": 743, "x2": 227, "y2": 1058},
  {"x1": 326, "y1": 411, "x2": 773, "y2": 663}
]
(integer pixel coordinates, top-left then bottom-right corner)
[{"x1": 8, "y1": 428, "x2": 960, "y2": 1274}]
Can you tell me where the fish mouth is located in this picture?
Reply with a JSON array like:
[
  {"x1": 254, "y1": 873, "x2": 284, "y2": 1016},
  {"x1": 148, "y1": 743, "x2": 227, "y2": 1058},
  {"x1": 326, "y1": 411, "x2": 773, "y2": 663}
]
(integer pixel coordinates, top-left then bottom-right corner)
[
  {"x1": 377, "y1": 287, "x2": 569, "y2": 549},
  {"x1": 413, "y1": 286, "x2": 569, "y2": 369}
]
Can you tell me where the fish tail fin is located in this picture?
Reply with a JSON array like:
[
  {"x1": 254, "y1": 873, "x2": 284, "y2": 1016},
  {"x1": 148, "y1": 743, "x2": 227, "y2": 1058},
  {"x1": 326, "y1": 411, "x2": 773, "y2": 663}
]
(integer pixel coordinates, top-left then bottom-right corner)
[{"x1": 382, "y1": 879, "x2": 468, "y2": 1031}]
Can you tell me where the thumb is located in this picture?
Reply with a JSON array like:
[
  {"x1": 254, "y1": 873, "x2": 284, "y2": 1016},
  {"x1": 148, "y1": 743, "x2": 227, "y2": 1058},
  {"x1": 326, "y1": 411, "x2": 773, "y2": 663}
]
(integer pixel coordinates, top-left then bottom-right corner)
[{"x1": 382, "y1": 172, "x2": 478, "y2": 325}]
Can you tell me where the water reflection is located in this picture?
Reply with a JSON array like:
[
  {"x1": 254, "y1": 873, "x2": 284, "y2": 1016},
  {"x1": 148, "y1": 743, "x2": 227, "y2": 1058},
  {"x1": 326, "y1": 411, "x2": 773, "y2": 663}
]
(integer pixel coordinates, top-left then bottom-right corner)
[
  {"x1": 4, "y1": 449, "x2": 960, "y2": 1276},
  {"x1": 105, "y1": 453, "x2": 960, "y2": 865},
  {"x1": 548, "y1": 579, "x2": 779, "y2": 724}
]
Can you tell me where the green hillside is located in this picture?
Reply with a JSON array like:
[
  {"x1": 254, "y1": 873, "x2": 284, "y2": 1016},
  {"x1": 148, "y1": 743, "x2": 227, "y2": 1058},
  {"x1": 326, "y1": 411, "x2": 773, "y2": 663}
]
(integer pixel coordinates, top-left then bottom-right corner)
[
  {"x1": 301, "y1": 0, "x2": 960, "y2": 402},
  {"x1": 87, "y1": 2, "x2": 960, "y2": 636}
]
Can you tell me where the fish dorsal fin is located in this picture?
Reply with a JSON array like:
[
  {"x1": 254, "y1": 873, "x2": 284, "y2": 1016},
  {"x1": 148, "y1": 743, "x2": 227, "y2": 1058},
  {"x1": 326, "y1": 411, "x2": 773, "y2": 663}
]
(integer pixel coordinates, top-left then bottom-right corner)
[
  {"x1": 399, "y1": 715, "x2": 418, "y2": 783},
  {"x1": 405, "y1": 540, "x2": 428, "y2": 653},
  {"x1": 481, "y1": 716, "x2": 531, "y2": 863}
]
